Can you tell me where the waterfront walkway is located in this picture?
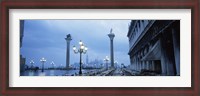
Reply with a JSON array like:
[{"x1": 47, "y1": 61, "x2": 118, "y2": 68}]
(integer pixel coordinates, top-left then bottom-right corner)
[{"x1": 21, "y1": 68, "x2": 139, "y2": 76}]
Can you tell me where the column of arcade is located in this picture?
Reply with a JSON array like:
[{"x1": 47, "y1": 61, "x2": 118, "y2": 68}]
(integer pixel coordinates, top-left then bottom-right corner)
[{"x1": 131, "y1": 45, "x2": 156, "y2": 72}]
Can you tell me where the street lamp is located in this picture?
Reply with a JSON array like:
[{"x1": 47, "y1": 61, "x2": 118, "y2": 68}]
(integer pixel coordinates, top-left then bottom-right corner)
[
  {"x1": 73, "y1": 40, "x2": 88, "y2": 75},
  {"x1": 54, "y1": 64, "x2": 57, "y2": 69},
  {"x1": 104, "y1": 56, "x2": 109, "y2": 70},
  {"x1": 51, "y1": 61, "x2": 54, "y2": 69},
  {"x1": 114, "y1": 61, "x2": 118, "y2": 68},
  {"x1": 30, "y1": 60, "x2": 34, "y2": 69},
  {"x1": 40, "y1": 57, "x2": 46, "y2": 72},
  {"x1": 61, "y1": 64, "x2": 63, "y2": 69},
  {"x1": 121, "y1": 63, "x2": 124, "y2": 69}
]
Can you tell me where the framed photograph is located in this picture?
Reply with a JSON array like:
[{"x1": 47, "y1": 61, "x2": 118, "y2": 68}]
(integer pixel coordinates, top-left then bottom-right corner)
[{"x1": 1, "y1": 0, "x2": 199, "y2": 96}]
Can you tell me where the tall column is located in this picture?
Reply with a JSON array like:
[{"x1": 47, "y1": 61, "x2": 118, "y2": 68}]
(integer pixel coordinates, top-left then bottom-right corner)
[
  {"x1": 132, "y1": 57, "x2": 135, "y2": 70},
  {"x1": 136, "y1": 57, "x2": 139, "y2": 71},
  {"x1": 142, "y1": 61, "x2": 144, "y2": 70},
  {"x1": 172, "y1": 28, "x2": 180, "y2": 75},
  {"x1": 146, "y1": 61, "x2": 149, "y2": 70},
  {"x1": 160, "y1": 38, "x2": 167, "y2": 75},
  {"x1": 160, "y1": 34, "x2": 175, "y2": 76},
  {"x1": 135, "y1": 56, "x2": 138, "y2": 71},
  {"x1": 139, "y1": 61, "x2": 142, "y2": 72},
  {"x1": 143, "y1": 61, "x2": 146, "y2": 70},
  {"x1": 151, "y1": 61, "x2": 155, "y2": 71},
  {"x1": 65, "y1": 34, "x2": 72, "y2": 69},
  {"x1": 108, "y1": 29, "x2": 115, "y2": 68},
  {"x1": 148, "y1": 61, "x2": 152, "y2": 71},
  {"x1": 138, "y1": 55, "x2": 141, "y2": 71},
  {"x1": 134, "y1": 57, "x2": 137, "y2": 70}
]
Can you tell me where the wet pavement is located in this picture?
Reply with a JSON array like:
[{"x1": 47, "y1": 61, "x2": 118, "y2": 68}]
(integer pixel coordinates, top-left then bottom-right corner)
[{"x1": 20, "y1": 68, "x2": 137, "y2": 76}]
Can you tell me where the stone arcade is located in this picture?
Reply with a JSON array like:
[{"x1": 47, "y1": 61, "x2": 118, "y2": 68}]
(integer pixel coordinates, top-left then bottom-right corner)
[{"x1": 127, "y1": 20, "x2": 180, "y2": 76}]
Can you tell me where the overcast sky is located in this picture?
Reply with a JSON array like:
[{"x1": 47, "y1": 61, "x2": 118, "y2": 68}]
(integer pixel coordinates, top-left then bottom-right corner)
[{"x1": 20, "y1": 20, "x2": 131, "y2": 68}]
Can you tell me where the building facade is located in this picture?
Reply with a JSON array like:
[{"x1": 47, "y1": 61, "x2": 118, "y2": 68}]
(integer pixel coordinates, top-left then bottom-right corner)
[
  {"x1": 20, "y1": 20, "x2": 26, "y2": 72},
  {"x1": 127, "y1": 20, "x2": 180, "y2": 76}
]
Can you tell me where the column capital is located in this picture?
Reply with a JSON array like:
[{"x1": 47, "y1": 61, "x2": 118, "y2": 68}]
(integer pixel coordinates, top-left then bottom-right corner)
[
  {"x1": 108, "y1": 29, "x2": 115, "y2": 40},
  {"x1": 65, "y1": 34, "x2": 72, "y2": 41}
]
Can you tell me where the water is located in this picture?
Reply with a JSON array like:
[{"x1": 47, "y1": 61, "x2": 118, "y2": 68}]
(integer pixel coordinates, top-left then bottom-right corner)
[{"x1": 20, "y1": 69, "x2": 95, "y2": 76}]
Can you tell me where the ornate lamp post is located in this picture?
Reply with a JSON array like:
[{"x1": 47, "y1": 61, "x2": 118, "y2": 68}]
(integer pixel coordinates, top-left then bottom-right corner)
[
  {"x1": 114, "y1": 61, "x2": 118, "y2": 68},
  {"x1": 54, "y1": 64, "x2": 57, "y2": 69},
  {"x1": 121, "y1": 63, "x2": 124, "y2": 69},
  {"x1": 104, "y1": 56, "x2": 109, "y2": 70},
  {"x1": 30, "y1": 60, "x2": 34, "y2": 69},
  {"x1": 61, "y1": 64, "x2": 63, "y2": 69},
  {"x1": 73, "y1": 40, "x2": 88, "y2": 75},
  {"x1": 40, "y1": 57, "x2": 46, "y2": 72},
  {"x1": 51, "y1": 61, "x2": 54, "y2": 69}
]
